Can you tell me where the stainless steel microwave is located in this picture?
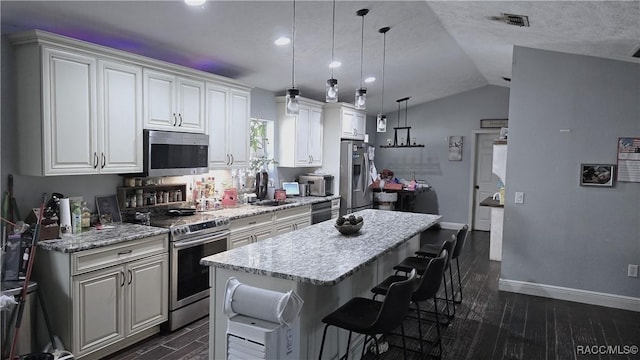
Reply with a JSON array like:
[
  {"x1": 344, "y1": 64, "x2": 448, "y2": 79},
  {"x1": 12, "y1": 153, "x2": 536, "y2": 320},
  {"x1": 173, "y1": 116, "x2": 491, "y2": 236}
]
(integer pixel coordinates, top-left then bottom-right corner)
[{"x1": 143, "y1": 130, "x2": 209, "y2": 177}]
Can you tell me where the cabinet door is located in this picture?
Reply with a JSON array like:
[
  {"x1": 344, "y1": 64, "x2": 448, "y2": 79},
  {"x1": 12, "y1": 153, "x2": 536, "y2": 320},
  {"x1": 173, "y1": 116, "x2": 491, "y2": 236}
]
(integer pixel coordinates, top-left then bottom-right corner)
[
  {"x1": 126, "y1": 253, "x2": 168, "y2": 335},
  {"x1": 253, "y1": 227, "x2": 274, "y2": 242},
  {"x1": 176, "y1": 77, "x2": 206, "y2": 133},
  {"x1": 228, "y1": 89, "x2": 250, "y2": 167},
  {"x1": 294, "y1": 216, "x2": 311, "y2": 230},
  {"x1": 354, "y1": 112, "x2": 366, "y2": 140},
  {"x1": 294, "y1": 107, "x2": 311, "y2": 166},
  {"x1": 229, "y1": 229, "x2": 253, "y2": 249},
  {"x1": 42, "y1": 47, "x2": 98, "y2": 175},
  {"x1": 340, "y1": 109, "x2": 356, "y2": 139},
  {"x1": 273, "y1": 220, "x2": 295, "y2": 236},
  {"x1": 143, "y1": 69, "x2": 176, "y2": 130},
  {"x1": 308, "y1": 106, "x2": 323, "y2": 166},
  {"x1": 98, "y1": 60, "x2": 143, "y2": 173},
  {"x1": 206, "y1": 84, "x2": 230, "y2": 168},
  {"x1": 72, "y1": 265, "x2": 125, "y2": 356}
]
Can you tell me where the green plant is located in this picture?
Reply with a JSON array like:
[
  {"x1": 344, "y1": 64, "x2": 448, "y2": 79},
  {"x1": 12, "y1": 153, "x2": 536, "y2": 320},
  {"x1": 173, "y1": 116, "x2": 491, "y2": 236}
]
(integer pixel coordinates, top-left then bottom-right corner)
[{"x1": 249, "y1": 119, "x2": 277, "y2": 172}]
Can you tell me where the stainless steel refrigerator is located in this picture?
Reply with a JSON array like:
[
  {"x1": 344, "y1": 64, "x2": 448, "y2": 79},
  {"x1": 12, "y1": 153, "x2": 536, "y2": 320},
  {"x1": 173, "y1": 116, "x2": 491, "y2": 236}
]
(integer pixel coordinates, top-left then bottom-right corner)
[{"x1": 340, "y1": 140, "x2": 373, "y2": 215}]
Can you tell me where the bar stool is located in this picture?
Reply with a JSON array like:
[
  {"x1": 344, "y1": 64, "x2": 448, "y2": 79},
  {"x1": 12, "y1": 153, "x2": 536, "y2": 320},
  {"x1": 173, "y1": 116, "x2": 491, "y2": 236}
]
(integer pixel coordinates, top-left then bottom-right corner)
[
  {"x1": 318, "y1": 270, "x2": 417, "y2": 360},
  {"x1": 371, "y1": 250, "x2": 448, "y2": 358},
  {"x1": 417, "y1": 224, "x2": 468, "y2": 304},
  {"x1": 394, "y1": 236, "x2": 457, "y2": 322}
]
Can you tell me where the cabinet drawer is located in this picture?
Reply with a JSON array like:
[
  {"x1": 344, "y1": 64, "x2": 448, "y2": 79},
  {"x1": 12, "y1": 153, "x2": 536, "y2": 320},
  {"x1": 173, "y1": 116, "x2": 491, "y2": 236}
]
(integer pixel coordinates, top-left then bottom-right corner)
[
  {"x1": 230, "y1": 213, "x2": 272, "y2": 232},
  {"x1": 274, "y1": 205, "x2": 311, "y2": 222},
  {"x1": 71, "y1": 234, "x2": 168, "y2": 276}
]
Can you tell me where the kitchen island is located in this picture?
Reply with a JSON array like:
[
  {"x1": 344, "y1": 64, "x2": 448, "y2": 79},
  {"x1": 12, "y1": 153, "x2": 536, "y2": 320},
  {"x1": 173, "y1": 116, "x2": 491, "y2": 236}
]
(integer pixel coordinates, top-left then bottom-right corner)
[{"x1": 201, "y1": 209, "x2": 440, "y2": 359}]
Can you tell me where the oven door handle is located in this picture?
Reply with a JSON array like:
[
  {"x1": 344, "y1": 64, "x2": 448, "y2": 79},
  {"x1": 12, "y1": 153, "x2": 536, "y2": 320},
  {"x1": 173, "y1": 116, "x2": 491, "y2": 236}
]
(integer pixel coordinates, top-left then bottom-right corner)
[{"x1": 173, "y1": 231, "x2": 230, "y2": 249}]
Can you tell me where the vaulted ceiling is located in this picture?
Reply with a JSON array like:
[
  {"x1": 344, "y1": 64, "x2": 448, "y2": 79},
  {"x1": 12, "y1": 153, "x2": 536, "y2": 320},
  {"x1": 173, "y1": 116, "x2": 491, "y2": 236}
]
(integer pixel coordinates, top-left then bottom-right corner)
[{"x1": 2, "y1": 1, "x2": 639, "y2": 115}]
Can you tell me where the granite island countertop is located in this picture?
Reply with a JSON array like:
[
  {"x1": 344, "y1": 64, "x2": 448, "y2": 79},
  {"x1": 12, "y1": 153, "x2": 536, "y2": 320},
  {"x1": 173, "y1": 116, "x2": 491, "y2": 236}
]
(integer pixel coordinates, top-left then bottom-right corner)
[
  {"x1": 200, "y1": 209, "x2": 441, "y2": 285},
  {"x1": 38, "y1": 223, "x2": 169, "y2": 253}
]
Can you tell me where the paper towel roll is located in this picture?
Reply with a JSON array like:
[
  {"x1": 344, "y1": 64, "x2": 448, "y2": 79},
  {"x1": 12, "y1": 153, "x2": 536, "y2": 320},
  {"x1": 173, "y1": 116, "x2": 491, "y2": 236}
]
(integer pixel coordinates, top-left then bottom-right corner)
[
  {"x1": 224, "y1": 278, "x2": 303, "y2": 327},
  {"x1": 59, "y1": 198, "x2": 71, "y2": 230}
]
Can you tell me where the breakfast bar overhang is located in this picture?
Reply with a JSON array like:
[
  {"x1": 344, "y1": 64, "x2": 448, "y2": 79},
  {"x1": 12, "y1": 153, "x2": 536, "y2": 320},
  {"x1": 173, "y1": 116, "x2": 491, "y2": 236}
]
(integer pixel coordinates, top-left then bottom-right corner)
[{"x1": 201, "y1": 209, "x2": 441, "y2": 359}]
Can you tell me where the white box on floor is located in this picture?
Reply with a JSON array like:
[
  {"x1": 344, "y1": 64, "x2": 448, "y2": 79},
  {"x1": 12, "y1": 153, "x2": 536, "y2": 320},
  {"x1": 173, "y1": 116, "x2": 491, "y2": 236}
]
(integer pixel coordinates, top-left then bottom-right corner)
[{"x1": 226, "y1": 315, "x2": 299, "y2": 360}]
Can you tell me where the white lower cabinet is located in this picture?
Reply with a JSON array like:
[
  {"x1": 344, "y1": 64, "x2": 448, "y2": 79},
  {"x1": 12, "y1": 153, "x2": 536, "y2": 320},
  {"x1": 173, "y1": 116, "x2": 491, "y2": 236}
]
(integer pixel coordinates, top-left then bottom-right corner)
[
  {"x1": 331, "y1": 198, "x2": 341, "y2": 219},
  {"x1": 35, "y1": 234, "x2": 168, "y2": 359},
  {"x1": 229, "y1": 205, "x2": 312, "y2": 248}
]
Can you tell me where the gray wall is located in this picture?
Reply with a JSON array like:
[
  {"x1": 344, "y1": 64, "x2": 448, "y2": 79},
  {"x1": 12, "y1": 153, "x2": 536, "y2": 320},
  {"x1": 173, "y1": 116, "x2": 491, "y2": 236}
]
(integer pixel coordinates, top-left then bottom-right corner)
[
  {"x1": 373, "y1": 85, "x2": 510, "y2": 222},
  {"x1": 503, "y1": 46, "x2": 640, "y2": 298},
  {"x1": 1, "y1": 33, "x2": 279, "y2": 214}
]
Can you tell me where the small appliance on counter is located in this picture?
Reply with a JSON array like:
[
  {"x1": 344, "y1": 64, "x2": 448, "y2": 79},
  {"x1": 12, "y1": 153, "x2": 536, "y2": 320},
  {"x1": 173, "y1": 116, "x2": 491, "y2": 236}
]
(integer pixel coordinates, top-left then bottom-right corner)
[
  {"x1": 222, "y1": 188, "x2": 238, "y2": 207},
  {"x1": 282, "y1": 182, "x2": 300, "y2": 197},
  {"x1": 298, "y1": 174, "x2": 334, "y2": 196}
]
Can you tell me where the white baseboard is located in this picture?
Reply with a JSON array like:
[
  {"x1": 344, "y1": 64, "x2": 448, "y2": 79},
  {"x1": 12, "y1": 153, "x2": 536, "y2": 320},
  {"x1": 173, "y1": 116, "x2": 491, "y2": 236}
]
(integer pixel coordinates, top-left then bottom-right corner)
[{"x1": 499, "y1": 278, "x2": 640, "y2": 312}]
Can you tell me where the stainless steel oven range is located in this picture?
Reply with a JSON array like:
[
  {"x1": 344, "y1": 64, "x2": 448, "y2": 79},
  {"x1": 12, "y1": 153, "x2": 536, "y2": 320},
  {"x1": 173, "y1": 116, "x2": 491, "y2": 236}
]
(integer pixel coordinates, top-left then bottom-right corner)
[{"x1": 152, "y1": 214, "x2": 230, "y2": 331}]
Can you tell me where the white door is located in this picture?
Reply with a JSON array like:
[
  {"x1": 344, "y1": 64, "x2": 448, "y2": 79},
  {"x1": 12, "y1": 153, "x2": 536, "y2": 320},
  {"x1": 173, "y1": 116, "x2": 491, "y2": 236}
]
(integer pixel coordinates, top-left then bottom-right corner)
[
  {"x1": 127, "y1": 254, "x2": 168, "y2": 335},
  {"x1": 43, "y1": 47, "x2": 98, "y2": 175},
  {"x1": 473, "y1": 133, "x2": 499, "y2": 231},
  {"x1": 228, "y1": 89, "x2": 250, "y2": 167},
  {"x1": 176, "y1": 77, "x2": 205, "y2": 133},
  {"x1": 206, "y1": 84, "x2": 229, "y2": 168},
  {"x1": 340, "y1": 109, "x2": 356, "y2": 139},
  {"x1": 98, "y1": 60, "x2": 143, "y2": 173},
  {"x1": 143, "y1": 69, "x2": 176, "y2": 129},
  {"x1": 72, "y1": 266, "x2": 125, "y2": 355},
  {"x1": 354, "y1": 112, "x2": 366, "y2": 140},
  {"x1": 308, "y1": 107, "x2": 323, "y2": 166},
  {"x1": 295, "y1": 107, "x2": 311, "y2": 166}
]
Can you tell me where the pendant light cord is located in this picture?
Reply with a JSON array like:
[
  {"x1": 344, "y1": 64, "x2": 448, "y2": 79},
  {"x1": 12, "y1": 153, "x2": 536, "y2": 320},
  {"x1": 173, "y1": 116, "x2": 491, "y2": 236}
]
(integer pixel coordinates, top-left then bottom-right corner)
[
  {"x1": 330, "y1": 0, "x2": 335, "y2": 79},
  {"x1": 381, "y1": 30, "x2": 386, "y2": 113},
  {"x1": 292, "y1": 0, "x2": 296, "y2": 88},
  {"x1": 359, "y1": 12, "x2": 365, "y2": 88}
]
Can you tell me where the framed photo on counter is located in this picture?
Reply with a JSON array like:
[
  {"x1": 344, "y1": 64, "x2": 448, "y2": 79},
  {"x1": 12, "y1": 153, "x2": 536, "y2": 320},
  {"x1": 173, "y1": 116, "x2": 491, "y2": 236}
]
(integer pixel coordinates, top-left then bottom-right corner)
[
  {"x1": 96, "y1": 194, "x2": 122, "y2": 223},
  {"x1": 580, "y1": 164, "x2": 615, "y2": 187}
]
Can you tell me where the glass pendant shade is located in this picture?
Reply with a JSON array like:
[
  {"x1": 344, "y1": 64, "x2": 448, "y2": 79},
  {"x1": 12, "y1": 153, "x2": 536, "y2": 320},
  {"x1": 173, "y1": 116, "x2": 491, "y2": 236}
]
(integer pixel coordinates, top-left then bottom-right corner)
[
  {"x1": 285, "y1": 88, "x2": 300, "y2": 115},
  {"x1": 376, "y1": 113, "x2": 387, "y2": 132},
  {"x1": 326, "y1": 78, "x2": 338, "y2": 102},
  {"x1": 355, "y1": 88, "x2": 367, "y2": 109}
]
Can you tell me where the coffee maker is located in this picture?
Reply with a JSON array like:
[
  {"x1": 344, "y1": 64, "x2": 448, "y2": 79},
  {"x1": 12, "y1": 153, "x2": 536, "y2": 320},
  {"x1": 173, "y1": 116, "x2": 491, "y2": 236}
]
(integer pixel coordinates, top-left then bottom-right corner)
[{"x1": 255, "y1": 171, "x2": 268, "y2": 200}]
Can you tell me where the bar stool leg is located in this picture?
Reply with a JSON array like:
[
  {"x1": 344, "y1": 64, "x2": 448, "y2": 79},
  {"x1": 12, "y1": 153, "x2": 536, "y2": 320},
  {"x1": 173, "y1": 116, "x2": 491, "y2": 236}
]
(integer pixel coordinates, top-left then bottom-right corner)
[
  {"x1": 400, "y1": 323, "x2": 408, "y2": 360},
  {"x1": 455, "y1": 259, "x2": 463, "y2": 304},
  {"x1": 318, "y1": 324, "x2": 330, "y2": 360},
  {"x1": 415, "y1": 302, "x2": 424, "y2": 356},
  {"x1": 433, "y1": 295, "x2": 442, "y2": 357}
]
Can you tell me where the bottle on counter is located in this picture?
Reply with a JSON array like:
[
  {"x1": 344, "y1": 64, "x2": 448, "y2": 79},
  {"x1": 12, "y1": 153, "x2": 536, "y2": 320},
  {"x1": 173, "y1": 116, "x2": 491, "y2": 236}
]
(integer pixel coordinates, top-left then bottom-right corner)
[
  {"x1": 136, "y1": 189, "x2": 143, "y2": 207},
  {"x1": 81, "y1": 201, "x2": 91, "y2": 228},
  {"x1": 71, "y1": 202, "x2": 82, "y2": 234}
]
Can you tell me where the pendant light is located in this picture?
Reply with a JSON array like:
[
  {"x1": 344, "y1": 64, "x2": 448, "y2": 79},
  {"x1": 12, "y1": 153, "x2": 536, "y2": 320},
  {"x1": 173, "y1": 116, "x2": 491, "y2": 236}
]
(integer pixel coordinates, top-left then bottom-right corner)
[
  {"x1": 376, "y1": 27, "x2": 390, "y2": 133},
  {"x1": 285, "y1": 0, "x2": 299, "y2": 115},
  {"x1": 354, "y1": 9, "x2": 369, "y2": 110},
  {"x1": 326, "y1": 0, "x2": 338, "y2": 102}
]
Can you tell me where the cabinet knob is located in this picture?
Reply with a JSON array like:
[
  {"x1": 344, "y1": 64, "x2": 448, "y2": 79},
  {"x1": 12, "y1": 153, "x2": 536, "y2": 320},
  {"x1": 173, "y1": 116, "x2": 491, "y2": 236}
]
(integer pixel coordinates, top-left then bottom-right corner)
[
  {"x1": 93, "y1": 152, "x2": 98, "y2": 169},
  {"x1": 120, "y1": 271, "x2": 125, "y2": 287},
  {"x1": 230, "y1": 154, "x2": 234, "y2": 165},
  {"x1": 101, "y1": 153, "x2": 106, "y2": 169},
  {"x1": 173, "y1": 113, "x2": 177, "y2": 126},
  {"x1": 128, "y1": 269, "x2": 132, "y2": 285},
  {"x1": 226, "y1": 154, "x2": 230, "y2": 166},
  {"x1": 178, "y1": 114, "x2": 183, "y2": 127}
]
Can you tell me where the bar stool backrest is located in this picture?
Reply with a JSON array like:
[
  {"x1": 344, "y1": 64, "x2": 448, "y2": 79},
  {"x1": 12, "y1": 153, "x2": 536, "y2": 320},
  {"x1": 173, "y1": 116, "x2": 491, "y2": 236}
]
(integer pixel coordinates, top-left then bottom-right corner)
[
  {"x1": 412, "y1": 250, "x2": 447, "y2": 302},
  {"x1": 451, "y1": 224, "x2": 469, "y2": 260},
  {"x1": 441, "y1": 236, "x2": 457, "y2": 267},
  {"x1": 370, "y1": 269, "x2": 417, "y2": 334}
]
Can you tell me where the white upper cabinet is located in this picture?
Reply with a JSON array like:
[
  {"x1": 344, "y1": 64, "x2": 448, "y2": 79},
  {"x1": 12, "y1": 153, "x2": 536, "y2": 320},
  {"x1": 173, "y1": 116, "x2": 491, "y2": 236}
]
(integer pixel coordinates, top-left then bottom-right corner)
[
  {"x1": 14, "y1": 44, "x2": 143, "y2": 176},
  {"x1": 206, "y1": 84, "x2": 250, "y2": 169},
  {"x1": 143, "y1": 69, "x2": 205, "y2": 133},
  {"x1": 277, "y1": 96, "x2": 324, "y2": 167},
  {"x1": 98, "y1": 59, "x2": 143, "y2": 173},
  {"x1": 340, "y1": 108, "x2": 366, "y2": 140},
  {"x1": 42, "y1": 47, "x2": 98, "y2": 175}
]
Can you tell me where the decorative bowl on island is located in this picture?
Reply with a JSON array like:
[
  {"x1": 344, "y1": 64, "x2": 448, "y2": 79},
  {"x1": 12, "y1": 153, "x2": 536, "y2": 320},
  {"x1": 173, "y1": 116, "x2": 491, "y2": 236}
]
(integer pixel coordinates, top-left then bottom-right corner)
[{"x1": 334, "y1": 215, "x2": 364, "y2": 235}]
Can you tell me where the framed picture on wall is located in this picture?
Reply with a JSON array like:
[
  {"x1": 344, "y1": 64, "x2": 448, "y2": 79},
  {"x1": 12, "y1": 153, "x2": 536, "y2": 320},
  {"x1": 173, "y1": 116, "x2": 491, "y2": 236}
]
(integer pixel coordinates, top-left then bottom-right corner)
[
  {"x1": 448, "y1": 136, "x2": 463, "y2": 161},
  {"x1": 580, "y1": 164, "x2": 615, "y2": 187}
]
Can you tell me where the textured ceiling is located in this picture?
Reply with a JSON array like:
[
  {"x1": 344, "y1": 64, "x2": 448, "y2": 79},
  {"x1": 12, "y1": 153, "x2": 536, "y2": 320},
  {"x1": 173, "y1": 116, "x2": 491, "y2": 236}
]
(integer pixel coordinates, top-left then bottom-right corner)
[{"x1": 2, "y1": 1, "x2": 639, "y2": 116}]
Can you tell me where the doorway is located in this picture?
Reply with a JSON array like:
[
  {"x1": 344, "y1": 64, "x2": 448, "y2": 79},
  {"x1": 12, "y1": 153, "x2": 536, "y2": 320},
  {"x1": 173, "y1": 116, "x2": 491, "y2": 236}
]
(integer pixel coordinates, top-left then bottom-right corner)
[{"x1": 468, "y1": 131, "x2": 499, "y2": 231}]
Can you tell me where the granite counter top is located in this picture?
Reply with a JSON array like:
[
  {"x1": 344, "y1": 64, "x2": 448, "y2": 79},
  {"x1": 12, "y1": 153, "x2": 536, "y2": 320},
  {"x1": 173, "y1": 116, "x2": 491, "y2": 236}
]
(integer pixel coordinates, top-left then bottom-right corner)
[
  {"x1": 38, "y1": 223, "x2": 169, "y2": 253},
  {"x1": 199, "y1": 195, "x2": 340, "y2": 220},
  {"x1": 200, "y1": 209, "x2": 440, "y2": 285}
]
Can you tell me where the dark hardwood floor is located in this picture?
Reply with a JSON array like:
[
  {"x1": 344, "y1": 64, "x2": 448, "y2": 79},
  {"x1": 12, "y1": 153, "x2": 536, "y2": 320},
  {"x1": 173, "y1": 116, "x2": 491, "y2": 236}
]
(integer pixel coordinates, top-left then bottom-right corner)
[{"x1": 108, "y1": 231, "x2": 640, "y2": 360}]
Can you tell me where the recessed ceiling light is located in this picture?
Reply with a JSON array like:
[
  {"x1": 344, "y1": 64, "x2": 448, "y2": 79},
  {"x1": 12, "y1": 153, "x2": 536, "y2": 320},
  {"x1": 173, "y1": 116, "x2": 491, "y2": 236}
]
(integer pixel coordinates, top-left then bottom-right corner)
[
  {"x1": 364, "y1": 77, "x2": 376, "y2": 83},
  {"x1": 274, "y1": 37, "x2": 291, "y2": 46},
  {"x1": 184, "y1": 0, "x2": 206, "y2": 6},
  {"x1": 329, "y1": 61, "x2": 341, "y2": 68}
]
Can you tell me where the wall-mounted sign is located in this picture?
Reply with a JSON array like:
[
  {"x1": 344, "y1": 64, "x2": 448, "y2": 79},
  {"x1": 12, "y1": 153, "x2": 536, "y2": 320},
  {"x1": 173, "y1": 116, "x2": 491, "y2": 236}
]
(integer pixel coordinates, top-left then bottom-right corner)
[{"x1": 480, "y1": 119, "x2": 508, "y2": 128}]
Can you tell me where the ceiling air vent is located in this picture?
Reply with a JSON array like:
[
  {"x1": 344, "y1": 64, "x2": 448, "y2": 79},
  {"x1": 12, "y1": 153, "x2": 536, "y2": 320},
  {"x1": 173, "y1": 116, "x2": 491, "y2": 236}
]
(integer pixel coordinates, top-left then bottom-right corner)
[{"x1": 503, "y1": 13, "x2": 530, "y2": 27}]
